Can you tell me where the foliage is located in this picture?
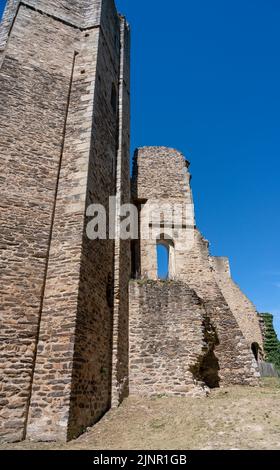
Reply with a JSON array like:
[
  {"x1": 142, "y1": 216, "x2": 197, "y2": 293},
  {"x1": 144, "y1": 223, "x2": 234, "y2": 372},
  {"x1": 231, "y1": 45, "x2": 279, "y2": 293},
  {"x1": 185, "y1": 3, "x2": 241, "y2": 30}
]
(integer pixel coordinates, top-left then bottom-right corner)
[{"x1": 261, "y1": 313, "x2": 280, "y2": 371}]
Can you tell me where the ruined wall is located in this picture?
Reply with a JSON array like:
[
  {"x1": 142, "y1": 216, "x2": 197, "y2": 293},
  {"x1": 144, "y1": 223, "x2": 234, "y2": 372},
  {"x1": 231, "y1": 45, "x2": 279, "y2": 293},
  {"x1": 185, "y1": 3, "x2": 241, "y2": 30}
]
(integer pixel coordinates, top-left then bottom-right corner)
[
  {"x1": 131, "y1": 147, "x2": 260, "y2": 391},
  {"x1": 129, "y1": 280, "x2": 210, "y2": 397},
  {"x1": 0, "y1": 0, "x2": 263, "y2": 444},
  {"x1": 181, "y1": 231, "x2": 260, "y2": 385},
  {"x1": 211, "y1": 256, "x2": 263, "y2": 353},
  {"x1": 132, "y1": 147, "x2": 195, "y2": 280},
  {"x1": 132, "y1": 147, "x2": 192, "y2": 203},
  {"x1": 0, "y1": 0, "x2": 130, "y2": 443}
]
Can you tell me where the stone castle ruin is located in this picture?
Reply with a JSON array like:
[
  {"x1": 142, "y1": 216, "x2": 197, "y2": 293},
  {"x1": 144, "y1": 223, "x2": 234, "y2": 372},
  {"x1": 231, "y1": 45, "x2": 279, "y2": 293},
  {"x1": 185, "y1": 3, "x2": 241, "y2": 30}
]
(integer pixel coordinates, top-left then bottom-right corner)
[{"x1": 0, "y1": 0, "x2": 264, "y2": 443}]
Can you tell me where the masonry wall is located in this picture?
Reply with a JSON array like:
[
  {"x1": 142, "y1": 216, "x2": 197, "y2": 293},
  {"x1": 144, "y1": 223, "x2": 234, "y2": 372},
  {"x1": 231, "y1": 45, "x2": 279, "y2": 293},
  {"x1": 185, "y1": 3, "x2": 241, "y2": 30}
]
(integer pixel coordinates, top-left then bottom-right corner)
[
  {"x1": 129, "y1": 280, "x2": 210, "y2": 397},
  {"x1": 176, "y1": 230, "x2": 260, "y2": 385},
  {"x1": 131, "y1": 147, "x2": 260, "y2": 391},
  {"x1": 132, "y1": 147, "x2": 195, "y2": 280},
  {"x1": 0, "y1": 0, "x2": 106, "y2": 65},
  {"x1": 211, "y1": 256, "x2": 264, "y2": 353},
  {"x1": 65, "y1": 1, "x2": 123, "y2": 441},
  {"x1": 0, "y1": 0, "x2": 19, "y2": 64},
  {"x1": 0, "y1": 0, "x2": 130, "y2": 443},
  {"x1": 24, "y1": 0, "x2": 103, "y2": 28},
  {"x1": 0, "y1": 2, "x2": 79, "y2": 443},
  {"x1": 111, "y1": 17, "x2": 131, "y2": 407}
]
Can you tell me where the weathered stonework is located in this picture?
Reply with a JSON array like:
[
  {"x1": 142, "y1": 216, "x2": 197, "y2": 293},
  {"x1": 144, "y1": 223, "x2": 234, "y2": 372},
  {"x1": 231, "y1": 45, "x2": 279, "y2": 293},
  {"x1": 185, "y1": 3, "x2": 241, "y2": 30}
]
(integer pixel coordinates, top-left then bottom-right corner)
[
  {"x1": 0, "y1": 0, "x2": 130, "y2": 443},
  {"x1": 0, "y1": 0, "x2": 264, "y2": 445},
  {"x1": 211, "y1": 256, "x2": 264, "y2": 354},
  {"x1": 129, "y1": 280, "x2": 218, "y2": 397},
  {"x1": 130, "y1": 147, "x2": 261, "y2": 395}
]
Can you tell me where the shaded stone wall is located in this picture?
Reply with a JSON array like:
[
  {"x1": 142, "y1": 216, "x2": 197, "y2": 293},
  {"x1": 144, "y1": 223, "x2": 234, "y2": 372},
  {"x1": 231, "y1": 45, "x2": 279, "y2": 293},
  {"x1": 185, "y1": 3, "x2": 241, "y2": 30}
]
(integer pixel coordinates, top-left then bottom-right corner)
[
  {"x1": 0, "y1": 0, "x2": 130, "y2": 443},
  {"x1": 111, "y1": 17, "x2": 131, "y2": 407},
  {"x1": 211, "y1": 256, "x2": 264, "y2": 353}
]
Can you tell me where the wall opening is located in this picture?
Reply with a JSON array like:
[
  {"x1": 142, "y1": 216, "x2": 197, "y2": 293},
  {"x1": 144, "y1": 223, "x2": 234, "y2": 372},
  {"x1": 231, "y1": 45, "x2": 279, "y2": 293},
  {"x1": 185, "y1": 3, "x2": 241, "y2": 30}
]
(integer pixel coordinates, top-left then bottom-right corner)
[
  {"x1": 131, "y1": 239, "x2": 140, "y2": 279},
  {"x1": 197, "y1": 350, "x2": 220, "y2": 388},
  {"x1": 157, "y1": 243, "x2": 169, "y2": 280},
  {"x1": 190, "y1": 316, "x2": 220, "y2": 389},
  {"x1": 156, "y1": 236, "x2": 175, "y2": 280},
  {"x1": 251, "y1": 342, "x2": 260, "y2": 361}
]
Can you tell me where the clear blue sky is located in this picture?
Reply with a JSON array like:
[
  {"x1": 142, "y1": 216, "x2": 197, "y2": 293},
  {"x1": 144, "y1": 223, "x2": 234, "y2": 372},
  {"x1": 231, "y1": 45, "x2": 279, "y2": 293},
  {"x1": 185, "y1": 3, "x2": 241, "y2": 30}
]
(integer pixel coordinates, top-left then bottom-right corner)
[{"x1": 1, "y1": 0, "x2": 280, "y2": 336}]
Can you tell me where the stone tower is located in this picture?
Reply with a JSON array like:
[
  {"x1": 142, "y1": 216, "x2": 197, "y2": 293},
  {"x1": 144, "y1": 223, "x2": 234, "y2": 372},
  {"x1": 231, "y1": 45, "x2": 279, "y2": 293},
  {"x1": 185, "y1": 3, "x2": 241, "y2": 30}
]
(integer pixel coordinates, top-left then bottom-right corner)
[
  {"x1": 129, "y1": 147, "x2": 262, "y2": 396},
  {"x1": 0, "y1": 0, "x2": 130, "y2": 442}
]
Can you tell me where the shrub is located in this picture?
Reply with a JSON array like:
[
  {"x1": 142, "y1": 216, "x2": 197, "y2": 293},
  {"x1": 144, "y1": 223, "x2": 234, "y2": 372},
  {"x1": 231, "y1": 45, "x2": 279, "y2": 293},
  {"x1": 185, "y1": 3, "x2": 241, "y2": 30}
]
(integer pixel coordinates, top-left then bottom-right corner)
[{"x1": 261, "y1": 313, "x2": 280, "y2": 371}]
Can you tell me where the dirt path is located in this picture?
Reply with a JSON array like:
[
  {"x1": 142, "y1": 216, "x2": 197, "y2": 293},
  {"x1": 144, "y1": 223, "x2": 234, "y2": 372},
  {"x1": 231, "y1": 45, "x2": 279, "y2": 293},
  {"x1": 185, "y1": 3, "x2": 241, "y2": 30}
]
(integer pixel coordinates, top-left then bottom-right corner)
[{"x1": 1, "y1": 379, "x2": 280, "y2": 450}]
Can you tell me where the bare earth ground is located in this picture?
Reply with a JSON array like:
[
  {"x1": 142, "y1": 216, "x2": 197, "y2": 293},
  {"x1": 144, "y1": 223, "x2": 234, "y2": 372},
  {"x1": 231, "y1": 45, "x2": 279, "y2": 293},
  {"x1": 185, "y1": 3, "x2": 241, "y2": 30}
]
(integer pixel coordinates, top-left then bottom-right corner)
[{"x1": 1, "y1": 379, "x2": 280, "y2": 451}]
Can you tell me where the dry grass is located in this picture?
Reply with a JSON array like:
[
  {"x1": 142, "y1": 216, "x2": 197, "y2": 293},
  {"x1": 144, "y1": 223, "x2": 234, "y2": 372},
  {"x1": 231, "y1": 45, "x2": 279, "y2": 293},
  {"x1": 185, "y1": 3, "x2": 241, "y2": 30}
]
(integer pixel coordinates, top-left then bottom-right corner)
[{"x1": 1, "y1": 378, "x2": 280, "y2": 451}]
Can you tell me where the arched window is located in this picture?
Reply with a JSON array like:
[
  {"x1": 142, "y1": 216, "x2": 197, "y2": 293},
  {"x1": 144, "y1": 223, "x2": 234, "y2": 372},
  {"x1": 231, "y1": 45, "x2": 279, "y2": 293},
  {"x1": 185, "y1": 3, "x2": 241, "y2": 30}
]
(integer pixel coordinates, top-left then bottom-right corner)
[{"x1": 156, "y1": 235, "x2": 175, "y2": 280}]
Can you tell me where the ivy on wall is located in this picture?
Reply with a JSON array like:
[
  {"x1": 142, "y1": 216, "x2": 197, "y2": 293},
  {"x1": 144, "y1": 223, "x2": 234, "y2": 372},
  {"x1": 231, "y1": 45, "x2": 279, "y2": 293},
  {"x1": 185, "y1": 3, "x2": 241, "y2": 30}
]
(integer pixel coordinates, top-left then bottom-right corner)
[{"x1": 261, "y1": 313, "x2": 280, "y2": 371}]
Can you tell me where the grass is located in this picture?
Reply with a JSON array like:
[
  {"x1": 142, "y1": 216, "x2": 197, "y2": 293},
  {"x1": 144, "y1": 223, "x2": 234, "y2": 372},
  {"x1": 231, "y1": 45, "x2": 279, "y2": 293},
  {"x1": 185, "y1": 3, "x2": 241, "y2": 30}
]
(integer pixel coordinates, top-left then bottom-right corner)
[{"x1": 1, "y1": 378, "x2": 280, "y2": 450}]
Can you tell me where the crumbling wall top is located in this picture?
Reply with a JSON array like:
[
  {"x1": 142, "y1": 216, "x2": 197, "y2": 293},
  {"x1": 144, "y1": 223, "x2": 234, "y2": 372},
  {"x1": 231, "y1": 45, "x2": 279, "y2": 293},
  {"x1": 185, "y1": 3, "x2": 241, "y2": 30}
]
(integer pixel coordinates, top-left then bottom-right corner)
[
  {"x1": 211, "y1": 257, "x2": 231, "y2": 278},
  {"x1": 135, "y1": 146, "x2": 190, "y2": 167},
  {"x1": 132, "y1": 146, "x2": 192, "y2": 201}
]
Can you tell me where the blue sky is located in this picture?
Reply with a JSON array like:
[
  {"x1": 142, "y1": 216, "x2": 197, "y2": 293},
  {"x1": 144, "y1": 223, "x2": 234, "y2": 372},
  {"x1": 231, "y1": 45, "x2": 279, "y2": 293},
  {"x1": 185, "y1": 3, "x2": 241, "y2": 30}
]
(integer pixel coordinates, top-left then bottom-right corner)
[{"x1": 1, "y1": 0, "x2": 280, "y2": 336}]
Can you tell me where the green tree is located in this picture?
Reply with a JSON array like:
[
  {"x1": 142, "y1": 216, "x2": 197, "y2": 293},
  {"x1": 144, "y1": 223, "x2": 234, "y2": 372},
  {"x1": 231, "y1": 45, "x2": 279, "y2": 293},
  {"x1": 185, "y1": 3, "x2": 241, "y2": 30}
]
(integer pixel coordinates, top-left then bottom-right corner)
[{"x1": 261, "y1": 313, "x2": 280, "y2": 371}]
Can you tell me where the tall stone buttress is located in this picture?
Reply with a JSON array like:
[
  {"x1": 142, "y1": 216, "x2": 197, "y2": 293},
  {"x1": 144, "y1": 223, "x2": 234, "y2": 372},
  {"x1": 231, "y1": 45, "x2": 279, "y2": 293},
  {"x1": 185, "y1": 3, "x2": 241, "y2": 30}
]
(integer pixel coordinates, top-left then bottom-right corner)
[{"x1": 0, "y1": 0, "x2": 130, "y2": 442}]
